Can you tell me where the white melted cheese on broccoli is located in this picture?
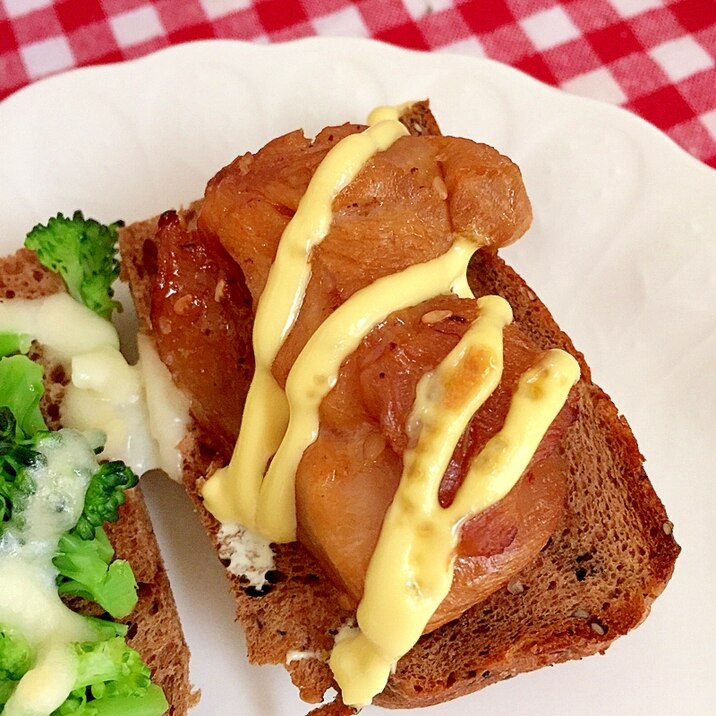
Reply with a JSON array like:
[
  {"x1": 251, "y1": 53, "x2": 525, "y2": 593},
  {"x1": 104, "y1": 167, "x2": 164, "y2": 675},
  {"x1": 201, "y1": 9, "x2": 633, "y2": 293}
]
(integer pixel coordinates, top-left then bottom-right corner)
[
  {"x1": 0, "y1": 293, "x2": 188, "y2": 480},
  {"x1": 0, "y1": 431, "x2": 100, "y2": 716}
]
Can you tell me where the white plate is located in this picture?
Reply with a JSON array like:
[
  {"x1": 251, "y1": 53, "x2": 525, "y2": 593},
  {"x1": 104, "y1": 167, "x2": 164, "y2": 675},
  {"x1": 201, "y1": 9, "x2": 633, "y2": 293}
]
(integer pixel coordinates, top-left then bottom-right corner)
[{"x1": 1, "y1": 38, "x2": 714, "y2": 716}]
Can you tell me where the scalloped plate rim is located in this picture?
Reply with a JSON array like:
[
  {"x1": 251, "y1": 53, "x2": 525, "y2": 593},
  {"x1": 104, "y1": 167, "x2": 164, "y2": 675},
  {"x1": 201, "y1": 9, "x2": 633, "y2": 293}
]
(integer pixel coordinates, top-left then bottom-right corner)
[
  {"x1": 0, "y1": 36, "x2": 713, "y2": 716},
  {"x1": 2, "y1": 37, "x2": 713, "y2": 180}
]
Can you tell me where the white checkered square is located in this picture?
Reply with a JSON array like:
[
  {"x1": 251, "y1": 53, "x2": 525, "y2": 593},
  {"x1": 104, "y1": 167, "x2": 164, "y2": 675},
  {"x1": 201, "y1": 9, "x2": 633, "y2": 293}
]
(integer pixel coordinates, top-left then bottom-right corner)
[
  {"x1": 608, "y1": 0, "x2": 663, "y2": 20},
  {"x1": 436, "y1": 37, "x2": 486, "y2": 58},
  {"x1": 520, "y1": 6, "x2": 581, "y2": 52},
  {"x1": 19, "y1": 34, "x2": 73, "y2": 78},
  {"x1": 404, "y1": 0, "x2": 454, "y2": 20},
  {"x1": 198, "y1": 0, "x2": 252, "y2": 20},
  {"x1": 3, "y1": 0, "x2": 52, "y2": 18},
  {"x1": 701, "y1": 109, "x2": 716, "y2": 143},
  {"x1": 649, "y1": 36, "x2": 714, "y2": 83},
  {"x1": 561, "y1": 66, "x2": 627, "y2": 105},
  {"x1": 109, "y1": 5, "x2": 163, "y2": 47},
  {"x1": 312, "y1": 6, "x2": 369, "y2": 37}
]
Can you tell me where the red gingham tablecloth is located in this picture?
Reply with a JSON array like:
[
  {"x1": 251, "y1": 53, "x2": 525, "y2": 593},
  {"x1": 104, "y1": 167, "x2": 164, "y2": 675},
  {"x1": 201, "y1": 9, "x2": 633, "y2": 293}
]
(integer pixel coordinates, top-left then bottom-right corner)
[{"x1": 1, "y1": 0, "x2": 715, "y2": 168}]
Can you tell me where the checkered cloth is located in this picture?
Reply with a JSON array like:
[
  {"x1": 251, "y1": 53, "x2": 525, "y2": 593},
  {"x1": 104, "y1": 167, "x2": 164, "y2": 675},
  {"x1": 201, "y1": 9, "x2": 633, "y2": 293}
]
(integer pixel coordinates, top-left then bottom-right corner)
[{"x1": 1, "y1": 0, "x2": 714, "y2": 167}]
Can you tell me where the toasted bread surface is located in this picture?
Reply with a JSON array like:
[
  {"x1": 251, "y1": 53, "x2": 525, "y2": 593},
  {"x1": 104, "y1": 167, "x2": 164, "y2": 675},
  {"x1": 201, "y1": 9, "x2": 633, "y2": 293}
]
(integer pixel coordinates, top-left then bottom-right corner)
[
  {"x1": 0, "y1": 248, "x2": 196, "y2": 715},
  {"x1": 117, "y1": 102, "x2": 679, "y2": 711}
]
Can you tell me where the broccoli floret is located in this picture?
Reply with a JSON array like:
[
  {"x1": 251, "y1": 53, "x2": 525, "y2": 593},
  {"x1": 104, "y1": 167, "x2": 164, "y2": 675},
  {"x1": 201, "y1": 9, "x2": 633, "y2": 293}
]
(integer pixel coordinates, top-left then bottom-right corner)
[
  {"x1": 53, "y1": 636, "x2": 168, "y2": 716},
  {"x1": 24, "y1": 211, "x2": 124, "y2": 320},
  {"x1": 82, "y1": 616, "x2": 129, "y2": 641},
  {"x1": 0, "y1": 628, "x2": 33, "y2": 708},
  {"x1": 1, "y1": 631, "x2": 168, "y2": 715},
  {"x1": 54, "y1": 527, "x2": 138, "y2": 619},
  {"x1": 0, "y1": 367, "x2": 164, "y2": 713},
  {"x1": 0, "y1": 332, "x2": 31, "y2": 358},
  {"x1": 0, "y1": 407, "x2": 43, "y2": 533},
  {"x1": 73, "y1": 462, "x2": 138, "y2": 541},
  {"x1": 0, "y1": 355, "x2": 47, "y2": 438},
  {"x1": 0, "y1": 630, "x2": 32, "y2": 681}
]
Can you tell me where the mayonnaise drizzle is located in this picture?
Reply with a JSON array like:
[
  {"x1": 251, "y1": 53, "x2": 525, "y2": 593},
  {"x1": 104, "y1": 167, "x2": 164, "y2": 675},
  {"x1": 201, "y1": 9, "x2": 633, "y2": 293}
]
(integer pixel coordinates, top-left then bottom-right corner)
[
  {"x1": 256, "y1": 238, "x2": 482, "y2": 542},
  {"x1": 198, "y1": 101, "x2": 581, "y2": 705},
  {"x1": 202, "y1": 114, "x2": 409, "y2": 527},
  {"x1": 330, "y1": 347, "x2": 580, "y2": 705},
  {"x1": 366, "y1": 101, "x2": 414, "y2": 125}
]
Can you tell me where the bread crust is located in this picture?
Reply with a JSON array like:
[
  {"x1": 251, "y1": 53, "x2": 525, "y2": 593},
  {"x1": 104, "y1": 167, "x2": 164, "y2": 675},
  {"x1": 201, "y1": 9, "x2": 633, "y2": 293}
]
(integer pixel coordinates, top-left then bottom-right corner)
[{"x1": 0, "y1": 249, "x2": 196, "y2": 715}]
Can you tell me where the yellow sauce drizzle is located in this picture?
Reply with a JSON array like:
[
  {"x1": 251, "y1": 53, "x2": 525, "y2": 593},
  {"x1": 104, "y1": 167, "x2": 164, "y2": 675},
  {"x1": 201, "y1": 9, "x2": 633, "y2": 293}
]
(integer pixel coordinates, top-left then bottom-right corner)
[
  {"x1": 202, "y1": 114, "x2": 409, "y2": 527},
  {"x1": 199, "y1": 101, "x2": 581, "y2": 705},
  {"x1": 366, "y1": 101, "x2": 415, "y2": 124},
  {"x1": 257, "y1": 238, "x2": 485, "y2": 542},
  {"x1": 330, "y1": 347, "x2": 580, "y2": 705}
]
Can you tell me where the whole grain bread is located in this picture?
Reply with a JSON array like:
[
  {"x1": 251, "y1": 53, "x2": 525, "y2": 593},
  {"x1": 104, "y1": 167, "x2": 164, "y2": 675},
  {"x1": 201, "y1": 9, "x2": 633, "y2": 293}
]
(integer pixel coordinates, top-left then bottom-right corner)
[
  {"x1": 117, "y1": 103, "x2": 680, "y2": 712},
  {"x1": 0, "y1": 248, "x2": 197, "y2": 716}
]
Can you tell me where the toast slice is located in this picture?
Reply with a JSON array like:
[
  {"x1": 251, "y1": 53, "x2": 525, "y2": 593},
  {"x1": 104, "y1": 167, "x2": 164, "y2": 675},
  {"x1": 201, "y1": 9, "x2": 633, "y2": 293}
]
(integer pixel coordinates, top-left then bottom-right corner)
[
  {"x1": 0, "y1": 248, "x2": 197, "y2": 715},
  {"x1": 118, "y1": 104, "x2": 680, "y2": 711}
]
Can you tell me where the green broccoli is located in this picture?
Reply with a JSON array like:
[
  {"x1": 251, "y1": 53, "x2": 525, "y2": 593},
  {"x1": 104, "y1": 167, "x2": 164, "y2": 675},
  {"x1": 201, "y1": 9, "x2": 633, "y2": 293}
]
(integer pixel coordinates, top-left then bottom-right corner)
[
  {"x1": 24, "y1": 211, "x2": 124, "y2": 320},
  {"x1": 0, "y1": 332, "x2": 31, "y2": 358},
  {"x1": 0, "y1": 406, "x2": 42, "y2": 533},
  {"x1": 0, "y1": 629, "x2": 32, "y2": 681},
  {"x1": 0, "y1": 355, "x2": 47, "y2": 438},
  {"x1": 1, "y1": 630, "x2": 168, "y2": 716},
  {"x1": 54, "y1": 528, "x2": 138, "y2": 619},
  {"x1": 0, "y1": 355, "x2": 48, "y2": 531},
  {"x1": 73, "y1": 461, "x2": 139, "y2": 541},
  {"x1": 54, "y1": 637, "x2": 168, "y2": 715},
  {"x1": 54, "y1": 460, "x2": 140, "y2": 617},
  {"x1": 0, "y1": 628, "x2": 33, "y2": 708},
  {"x1": 0, "y1": 399, "x2": 163, "y2": 713}
]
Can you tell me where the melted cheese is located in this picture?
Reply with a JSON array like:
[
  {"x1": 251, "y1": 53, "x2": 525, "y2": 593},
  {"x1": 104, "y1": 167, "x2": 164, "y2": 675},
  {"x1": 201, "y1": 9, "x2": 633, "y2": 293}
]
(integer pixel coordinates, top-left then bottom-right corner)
[
  {"x1": 216, "y1": 523, "x2": 275, "y2": 590},
  {"x1": 0, "y1": 559, "x2": 94, "y2": 716},
  {"x1": 3, "y1": 639, "x2": 79, "y2": 716},
  {"x1": 285, "y1": 648, "x2": 329, "y2": 664},
  {"x1": 0, "y1": 294, "x2": 190, "y2": 479},
  {"x1": 0, "y1": 294, "x2": 117, "y2": 361},
  {"x1": 136, "y1": 335, "x2": 191, "y2": 481},
  {"x1": 0, "y1": 430, "x2": 102, "y2": 714},
  {"x1": 202, "y1": 115, "x2": 410, "y2": 526},
  {"x1": 18, "y1": 431, "x2": 95, "y2": 553},
  {"x1": 61, "y1": 345, "x2": 159, "y2": 474}
]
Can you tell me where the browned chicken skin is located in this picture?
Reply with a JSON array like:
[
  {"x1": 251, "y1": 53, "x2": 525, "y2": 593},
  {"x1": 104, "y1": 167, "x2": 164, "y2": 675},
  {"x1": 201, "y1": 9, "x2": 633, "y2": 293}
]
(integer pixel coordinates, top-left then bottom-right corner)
[{"x1": 149, "y1": 210, "x2": 254, "y2": 455}]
